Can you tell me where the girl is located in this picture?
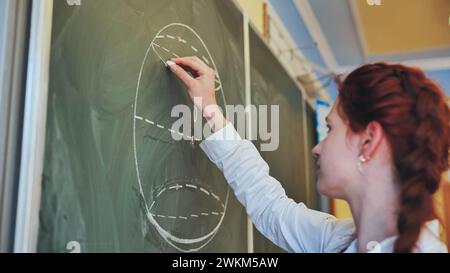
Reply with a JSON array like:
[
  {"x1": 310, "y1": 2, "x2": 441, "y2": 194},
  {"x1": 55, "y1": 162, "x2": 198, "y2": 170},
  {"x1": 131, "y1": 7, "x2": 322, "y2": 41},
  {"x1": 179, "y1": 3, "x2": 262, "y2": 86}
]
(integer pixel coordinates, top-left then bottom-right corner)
[{"x1": 166, "y1": 57, "x2": 450, "y2": 253}]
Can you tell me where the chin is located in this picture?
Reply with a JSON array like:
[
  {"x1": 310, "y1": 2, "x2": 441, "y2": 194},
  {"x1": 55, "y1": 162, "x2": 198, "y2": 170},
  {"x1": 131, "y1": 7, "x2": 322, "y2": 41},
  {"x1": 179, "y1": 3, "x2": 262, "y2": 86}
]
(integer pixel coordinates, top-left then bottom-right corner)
[
  {"x1": 316, "y1": 177, "x2": 338, "y2": 198},
  {"x1": 316, "y1": 178, "x2": 328, "y2": 196}
]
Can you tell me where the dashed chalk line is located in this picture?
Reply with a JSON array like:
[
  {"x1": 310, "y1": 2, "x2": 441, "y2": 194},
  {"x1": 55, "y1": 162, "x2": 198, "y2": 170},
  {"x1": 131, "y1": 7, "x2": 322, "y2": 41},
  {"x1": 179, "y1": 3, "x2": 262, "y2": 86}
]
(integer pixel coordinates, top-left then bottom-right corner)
[
  {"x1": 149, "y1": 182, "x2": 226, "y2": 221},
  {"x1": 135, "y1": 115, "x2": 202, "y2": 142},
  {"x1": 201, "y1": 56, "x2": 210, "y2": 65}
]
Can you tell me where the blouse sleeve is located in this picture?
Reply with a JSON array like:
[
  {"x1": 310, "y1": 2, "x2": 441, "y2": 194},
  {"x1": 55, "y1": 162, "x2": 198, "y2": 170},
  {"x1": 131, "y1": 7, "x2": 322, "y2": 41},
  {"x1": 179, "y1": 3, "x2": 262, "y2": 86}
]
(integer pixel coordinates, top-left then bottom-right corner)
[{"x1": 200, "y1": 122, "x2": 356, "y2": 253}]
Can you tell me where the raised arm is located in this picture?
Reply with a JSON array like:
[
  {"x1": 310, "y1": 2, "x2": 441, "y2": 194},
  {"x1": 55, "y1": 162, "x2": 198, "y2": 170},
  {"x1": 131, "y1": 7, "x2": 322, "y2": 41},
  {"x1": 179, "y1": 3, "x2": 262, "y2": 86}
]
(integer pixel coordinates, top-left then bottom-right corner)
[{"x1": 167, "y1": 57, "x2": 356, "y2": 252}]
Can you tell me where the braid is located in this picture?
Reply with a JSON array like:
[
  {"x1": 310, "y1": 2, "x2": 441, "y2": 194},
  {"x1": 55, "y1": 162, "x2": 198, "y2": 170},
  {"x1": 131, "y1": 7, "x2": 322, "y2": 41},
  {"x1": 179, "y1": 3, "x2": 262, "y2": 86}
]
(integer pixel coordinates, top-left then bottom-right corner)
[
  {"x1": 394, "y1": 74, "x2": 450, "y2": 252},
  {"x1": 338, "y1": 63, "x2": 450, "y2": 253},
  {"x1": 395, "y1": 180, "x2": 432, "y2": 252}
]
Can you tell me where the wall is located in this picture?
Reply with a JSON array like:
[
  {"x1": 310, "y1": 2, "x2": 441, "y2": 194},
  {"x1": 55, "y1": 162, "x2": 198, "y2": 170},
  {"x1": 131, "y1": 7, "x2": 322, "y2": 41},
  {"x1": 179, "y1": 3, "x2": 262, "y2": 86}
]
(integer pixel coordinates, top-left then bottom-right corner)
[
  {"x1": 236, "y1": 0, "x2": 266, "y2": 34},
  {"x1": 427, "y1": 69, "x2": 450, "y2": 97}
]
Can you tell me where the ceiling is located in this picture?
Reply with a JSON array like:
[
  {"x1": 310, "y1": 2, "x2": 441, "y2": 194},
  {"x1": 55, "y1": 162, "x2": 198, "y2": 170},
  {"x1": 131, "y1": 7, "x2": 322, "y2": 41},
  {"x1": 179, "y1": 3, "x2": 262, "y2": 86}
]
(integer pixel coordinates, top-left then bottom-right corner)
[{"x1": 304, "y1": 0, "x2": 450, "y2": 69}]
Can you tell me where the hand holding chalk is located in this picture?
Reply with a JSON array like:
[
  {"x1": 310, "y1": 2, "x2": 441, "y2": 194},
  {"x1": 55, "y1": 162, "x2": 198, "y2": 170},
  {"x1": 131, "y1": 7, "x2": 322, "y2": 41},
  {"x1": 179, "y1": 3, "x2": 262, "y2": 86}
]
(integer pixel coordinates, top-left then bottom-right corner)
[{"x1": 167, "y1": 57, "x2": 226, "y2": 132}]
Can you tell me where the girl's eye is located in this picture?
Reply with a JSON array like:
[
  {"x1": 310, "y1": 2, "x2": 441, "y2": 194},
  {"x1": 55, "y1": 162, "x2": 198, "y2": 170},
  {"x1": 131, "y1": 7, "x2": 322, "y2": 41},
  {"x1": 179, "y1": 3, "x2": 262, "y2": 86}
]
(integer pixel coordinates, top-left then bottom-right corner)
[{"x1": 327, "y1": 125, "x2": 332, "y2": 132}]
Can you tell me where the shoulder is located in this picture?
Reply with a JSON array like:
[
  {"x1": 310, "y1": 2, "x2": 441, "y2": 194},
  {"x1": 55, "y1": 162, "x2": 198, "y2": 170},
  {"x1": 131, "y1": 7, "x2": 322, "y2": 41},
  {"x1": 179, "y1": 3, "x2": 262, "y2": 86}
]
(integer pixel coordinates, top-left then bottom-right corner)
[
  {"x1": 414, "y1": 220, "x2": 448, "y2": 253},
  {"x1": 322, "y1": 217, "x2": 357, "y2": 253}
]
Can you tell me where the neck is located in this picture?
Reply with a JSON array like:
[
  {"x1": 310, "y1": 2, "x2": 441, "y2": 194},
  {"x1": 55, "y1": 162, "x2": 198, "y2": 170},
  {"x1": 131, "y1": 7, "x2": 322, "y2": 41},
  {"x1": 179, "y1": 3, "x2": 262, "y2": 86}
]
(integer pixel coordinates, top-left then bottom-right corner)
[{"x1": 346, "y1": 170, "x2": 400, "y2": 252}]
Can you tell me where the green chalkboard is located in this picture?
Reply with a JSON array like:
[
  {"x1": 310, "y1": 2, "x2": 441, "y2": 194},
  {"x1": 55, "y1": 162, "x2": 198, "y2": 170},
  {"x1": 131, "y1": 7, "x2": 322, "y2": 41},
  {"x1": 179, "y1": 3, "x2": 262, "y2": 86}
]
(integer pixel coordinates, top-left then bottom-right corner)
[
  {"x1": 38, "y1": 0, "x2": 248, "y2": 253},
  {"x1": 248, "y1": 28, "x2": 315, "y2": 253},
  {"x1": 38, "y1": 0, "x2": 318, "y2": 253},
  {"x1": 305, "y1": 103, "x2": 320, "y2": 210}
]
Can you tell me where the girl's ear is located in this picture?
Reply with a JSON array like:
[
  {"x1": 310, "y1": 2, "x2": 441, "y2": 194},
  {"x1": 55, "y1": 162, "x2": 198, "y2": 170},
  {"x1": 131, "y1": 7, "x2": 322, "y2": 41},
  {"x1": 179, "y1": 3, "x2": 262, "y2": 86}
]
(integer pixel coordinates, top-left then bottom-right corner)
[{"x1": 360, "y1": 121, "x2": 384, "y2": 158}]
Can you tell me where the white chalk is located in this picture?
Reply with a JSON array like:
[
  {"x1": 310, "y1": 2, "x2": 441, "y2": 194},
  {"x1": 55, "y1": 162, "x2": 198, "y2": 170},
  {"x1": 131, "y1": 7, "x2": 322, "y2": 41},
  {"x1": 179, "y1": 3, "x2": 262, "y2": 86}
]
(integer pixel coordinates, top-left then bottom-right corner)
[{"x1": 165, "y1": 60, "x2": 175, "y2": 67}]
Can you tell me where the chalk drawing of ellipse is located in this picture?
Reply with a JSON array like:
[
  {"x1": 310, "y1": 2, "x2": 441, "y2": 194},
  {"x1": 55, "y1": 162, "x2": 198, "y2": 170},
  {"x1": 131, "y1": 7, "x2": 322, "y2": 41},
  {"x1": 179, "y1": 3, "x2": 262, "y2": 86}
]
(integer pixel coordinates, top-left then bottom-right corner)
[{"x1": 133, "y1": 23, "x2": 230, "y2": 252}]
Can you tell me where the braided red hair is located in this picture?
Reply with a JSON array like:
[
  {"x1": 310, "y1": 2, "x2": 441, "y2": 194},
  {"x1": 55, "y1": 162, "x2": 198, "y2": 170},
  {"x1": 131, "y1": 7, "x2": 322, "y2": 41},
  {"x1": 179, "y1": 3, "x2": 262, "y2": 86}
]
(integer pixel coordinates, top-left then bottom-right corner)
[{"x1": 337, "y1": 63, "x2": 450, "y2": 253}]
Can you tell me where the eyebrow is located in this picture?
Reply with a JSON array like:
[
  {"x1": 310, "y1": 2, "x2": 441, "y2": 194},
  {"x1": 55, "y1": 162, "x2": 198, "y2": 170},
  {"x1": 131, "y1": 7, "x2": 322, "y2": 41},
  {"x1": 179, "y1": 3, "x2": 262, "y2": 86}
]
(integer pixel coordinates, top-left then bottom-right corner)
[{"x1": 325, "y1": 116, "x2": 330, "y2": 124}]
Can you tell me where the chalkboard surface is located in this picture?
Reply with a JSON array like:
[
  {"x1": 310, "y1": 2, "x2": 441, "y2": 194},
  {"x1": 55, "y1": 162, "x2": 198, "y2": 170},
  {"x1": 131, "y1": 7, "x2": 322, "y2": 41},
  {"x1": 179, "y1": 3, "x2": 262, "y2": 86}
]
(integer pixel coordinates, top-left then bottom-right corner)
[
  {"x1": 248, "y1": 28, "x2": 311, "y2": 253},
  {"x1": 38, "y1": 0, "x2": 318, "y2": 253},
  {"x1": 39, "y1": 0, "x2": 247, "y2": 253},
  {"x1": 305, "y1": 103, "x2": 320, "y2": 210}
]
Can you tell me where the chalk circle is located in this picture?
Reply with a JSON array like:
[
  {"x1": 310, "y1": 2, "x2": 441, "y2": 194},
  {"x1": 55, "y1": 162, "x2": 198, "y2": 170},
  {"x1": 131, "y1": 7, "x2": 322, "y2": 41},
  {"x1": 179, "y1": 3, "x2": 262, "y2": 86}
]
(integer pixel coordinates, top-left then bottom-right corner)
[
  {"x1": 133, "y1": 23, "x2": 229, "y2": 252},
  {"x1": 149, "y1": 177, "x2": 227, "y2": 250}
]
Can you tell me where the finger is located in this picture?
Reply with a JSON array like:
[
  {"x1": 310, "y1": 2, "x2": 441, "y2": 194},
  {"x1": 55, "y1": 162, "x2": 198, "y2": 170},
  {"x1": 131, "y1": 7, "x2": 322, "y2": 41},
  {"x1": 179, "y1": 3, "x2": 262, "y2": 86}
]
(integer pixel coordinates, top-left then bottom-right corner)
[
  {"x1": 185, "y1": 56, "x2": 208, "y2": 69},
  {"x1": 167, "y1": 61, "x2": 195, "y2": 89},
  {"x1": 172, "y1": 57, "x2": 209, "y2": 76}
]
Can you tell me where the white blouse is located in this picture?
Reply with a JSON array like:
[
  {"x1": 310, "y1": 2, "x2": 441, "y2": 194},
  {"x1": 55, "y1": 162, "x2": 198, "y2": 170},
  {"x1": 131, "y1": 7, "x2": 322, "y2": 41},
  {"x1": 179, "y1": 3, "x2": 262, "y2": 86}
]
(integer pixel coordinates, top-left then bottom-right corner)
[{"x1": 199, "y1": 122, "x2": 448, "y2": 253}]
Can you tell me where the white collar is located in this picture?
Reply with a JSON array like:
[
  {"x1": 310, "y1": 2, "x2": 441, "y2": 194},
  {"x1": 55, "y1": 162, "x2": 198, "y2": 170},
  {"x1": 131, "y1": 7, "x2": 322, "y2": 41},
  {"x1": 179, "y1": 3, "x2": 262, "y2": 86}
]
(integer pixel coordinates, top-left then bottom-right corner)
[{"x1": 343, "y1": 220, "x2": 448, "y2": 253}]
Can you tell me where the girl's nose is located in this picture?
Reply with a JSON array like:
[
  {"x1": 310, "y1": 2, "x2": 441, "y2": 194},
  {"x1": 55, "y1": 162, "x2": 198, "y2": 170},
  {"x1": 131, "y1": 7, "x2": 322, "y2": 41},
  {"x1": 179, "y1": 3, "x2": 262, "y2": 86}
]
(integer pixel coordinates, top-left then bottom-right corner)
[{"x1": 312, "y1": 143, "x2": 321, "y2": 159}]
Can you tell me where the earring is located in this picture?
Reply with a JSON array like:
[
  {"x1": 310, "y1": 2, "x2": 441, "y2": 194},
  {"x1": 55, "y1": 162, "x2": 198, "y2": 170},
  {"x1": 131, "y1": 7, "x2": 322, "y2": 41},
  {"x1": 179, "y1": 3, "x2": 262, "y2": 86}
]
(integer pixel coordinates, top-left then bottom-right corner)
[
  {"x1": 357, "y1": 155, "x2": 370, "y2": 174},
  {"x1": 359, "y1": 155, "x2": 368, "y2": 163}
]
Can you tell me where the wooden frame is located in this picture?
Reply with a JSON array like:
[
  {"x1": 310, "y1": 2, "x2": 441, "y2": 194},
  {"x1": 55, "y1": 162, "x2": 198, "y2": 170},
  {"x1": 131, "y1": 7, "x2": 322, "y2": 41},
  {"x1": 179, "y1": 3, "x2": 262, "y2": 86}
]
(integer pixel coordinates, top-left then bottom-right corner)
[
  {"x1": 14, "y1": 0, "x2": 53, "y2": 253},
  {"x1": 0, "y1": 0, "x2": 31, "y2": 252},
  {"x1": 262, "y1": 2, "x2": 270, "y2": 42}
]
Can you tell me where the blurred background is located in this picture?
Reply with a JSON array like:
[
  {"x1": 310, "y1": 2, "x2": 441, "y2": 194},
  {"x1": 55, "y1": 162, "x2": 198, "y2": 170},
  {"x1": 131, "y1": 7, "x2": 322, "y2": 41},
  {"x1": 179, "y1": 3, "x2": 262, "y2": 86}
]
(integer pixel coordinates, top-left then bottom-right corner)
[{"x1": 238, "y1": 0, "x2": 450, "y2": 240}]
